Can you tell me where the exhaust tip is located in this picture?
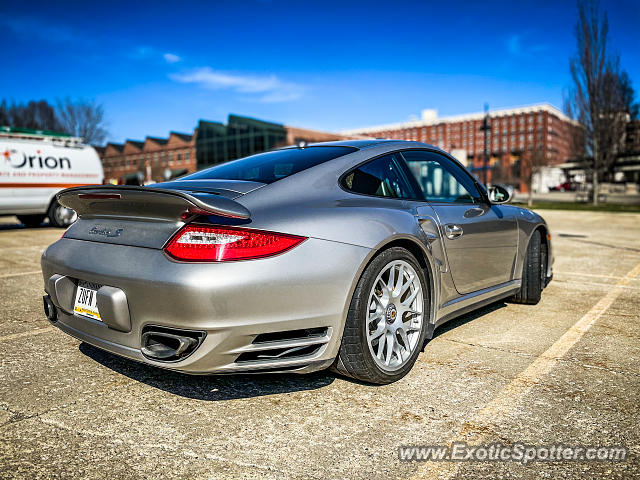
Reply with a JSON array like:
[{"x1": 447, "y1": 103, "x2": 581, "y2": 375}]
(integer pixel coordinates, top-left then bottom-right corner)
[
  {"x1": 141, "y1": 325, "x2": 205, "y2": 362},
  {"x1": 43, "y1": 295, "x2": 57, "y2": 323}
]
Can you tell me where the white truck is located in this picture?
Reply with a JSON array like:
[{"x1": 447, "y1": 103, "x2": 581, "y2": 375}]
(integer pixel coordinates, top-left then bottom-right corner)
[{"x1": 0, "y1": 127, "x2": 103, "y2": 227}]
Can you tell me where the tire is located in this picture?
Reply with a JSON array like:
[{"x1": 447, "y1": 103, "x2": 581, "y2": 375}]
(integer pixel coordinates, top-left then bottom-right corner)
[
  {"x1": 511, "y1": 230, "x2": 547, "y2": 305},
  {"x1": 47, "y1": 199, "x2": 77, "y2": 228},
  {"x1": 332, "y1": 247, "x2": 429, "y2": 384},
  {"x1": 17, "y1": 214, "x2": 46, "y2": 227}
]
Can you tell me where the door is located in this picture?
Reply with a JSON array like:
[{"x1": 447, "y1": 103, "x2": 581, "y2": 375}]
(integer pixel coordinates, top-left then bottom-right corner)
[{"x1": 400, "y1": 150, "x2": 518, "y2": 295}]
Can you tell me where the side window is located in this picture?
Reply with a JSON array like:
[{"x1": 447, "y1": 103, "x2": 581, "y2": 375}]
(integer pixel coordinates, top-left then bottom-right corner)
[
  {"x1": 401, "y1": 151, "x2": 481, "y2": 204},
  {"x1": 342, "y1": 154, "x2": 417, "y2": 199}
]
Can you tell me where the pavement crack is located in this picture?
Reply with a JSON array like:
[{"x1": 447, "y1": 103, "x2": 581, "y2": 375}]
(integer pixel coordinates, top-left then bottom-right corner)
[
  {"x1": 441, "y1": 337, "x2": 535, "y2": 359},
  {"x1": 0, "y1": 398, "x2": 82, "y2": 429}
]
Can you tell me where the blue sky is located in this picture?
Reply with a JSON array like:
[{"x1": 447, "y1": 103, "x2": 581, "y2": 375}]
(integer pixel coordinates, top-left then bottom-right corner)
[{"x1": 2, "y1": 0, "x2": 639, "y2": 143}]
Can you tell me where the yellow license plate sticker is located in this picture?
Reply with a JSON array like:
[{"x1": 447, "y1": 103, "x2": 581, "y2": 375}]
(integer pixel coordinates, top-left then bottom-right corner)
[{"x1": 73, "y1": 281, "x2": 102, "y2": 321}]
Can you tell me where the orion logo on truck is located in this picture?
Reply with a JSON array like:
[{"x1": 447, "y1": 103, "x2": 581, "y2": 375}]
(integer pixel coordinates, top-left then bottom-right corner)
[{"x1": 2, "y1": 148, "x2": 71, "y2": 169}]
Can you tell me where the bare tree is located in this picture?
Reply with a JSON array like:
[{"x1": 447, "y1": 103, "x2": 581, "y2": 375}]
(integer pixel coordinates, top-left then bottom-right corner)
[
  {"x1": 0, "y1": 99, "x2": 60, "y2": 131},
  {"x1": 564, "y1": 0, "x2": 630, "y2": 205},
  {"x1": 0, "y1": 100, "x2": 10, "y2": 127},
  {"x1": 57, "y1": 98, "x2": 108, "y2": 145}
]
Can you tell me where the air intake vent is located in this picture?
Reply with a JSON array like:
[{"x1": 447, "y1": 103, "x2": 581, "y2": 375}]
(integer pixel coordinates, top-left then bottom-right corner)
[
  {"x1": 236, "y1": 344, "x2": 322, "y2": 363},
  {"x1": 253, "y1": 327, "x2": 328, "y2": 344},
  {"x1": 234, "y1": 326, "x2": 331, "y2": 365}
]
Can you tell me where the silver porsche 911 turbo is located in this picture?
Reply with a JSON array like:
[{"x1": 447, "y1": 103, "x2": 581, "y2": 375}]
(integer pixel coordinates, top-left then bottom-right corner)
[{"x1": 41, "y1": 139, "x2": 552, "y2": 384}]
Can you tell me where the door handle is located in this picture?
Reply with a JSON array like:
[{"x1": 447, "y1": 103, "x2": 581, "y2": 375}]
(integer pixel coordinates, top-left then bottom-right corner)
[{"x1": 444, "y1": 224, "x2": 463, "y2": 239}]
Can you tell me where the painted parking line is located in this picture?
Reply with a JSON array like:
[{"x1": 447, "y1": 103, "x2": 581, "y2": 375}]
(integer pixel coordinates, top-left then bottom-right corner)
[
  {"x1": 555, "y1": 279, "x2": 640, "y2": 291},
  {"x1": 559, "y1": 271, "x2": 630, "y2": 281},
  {"x1": 409, "y1": 260, "x2": 640, "y2": 479},
  {"x1": 0, "y1": 326, "x2": 55, "y2": 343},
  {"x1": 0, "y1": 270, "x2": 42, "y2": 279}
]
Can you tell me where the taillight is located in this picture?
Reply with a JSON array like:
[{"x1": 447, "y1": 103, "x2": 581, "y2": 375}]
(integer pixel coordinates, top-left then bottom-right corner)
[{"x1": 164, "y1": 225, "x2": 306, "y2": 262}]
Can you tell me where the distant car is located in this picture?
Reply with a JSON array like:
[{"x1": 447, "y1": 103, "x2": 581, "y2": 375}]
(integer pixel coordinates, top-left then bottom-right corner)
[
  {"x1": 41, "y1": 140, "x2": 553, "y2": 384},
  {"x1": 549, "y1": 181, "x2": 576, "y2": 192},
  {"x1": 0, "y1": 128, "x2": 103, "y2": 227}
]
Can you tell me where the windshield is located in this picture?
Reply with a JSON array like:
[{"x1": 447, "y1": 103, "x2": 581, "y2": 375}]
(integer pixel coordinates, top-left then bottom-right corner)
[{"x1": 182, "y1": 146, "x2": 358, "y2": 184}]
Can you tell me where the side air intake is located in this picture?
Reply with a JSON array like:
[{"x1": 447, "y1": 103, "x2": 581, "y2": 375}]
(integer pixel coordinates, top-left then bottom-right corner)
[{"x1": 234, "y1": 327, "x2": 331, "y2": 364}]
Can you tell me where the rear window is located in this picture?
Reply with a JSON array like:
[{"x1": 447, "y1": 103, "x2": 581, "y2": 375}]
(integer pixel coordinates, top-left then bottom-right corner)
[{"x1": 182, "y1": 146, "x2": 358, "y2": 184}]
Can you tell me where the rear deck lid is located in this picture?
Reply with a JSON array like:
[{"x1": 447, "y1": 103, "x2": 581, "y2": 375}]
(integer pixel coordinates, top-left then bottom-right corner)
[{"x1": 57, "y1": 183, "x2": 254, "y2": 249}]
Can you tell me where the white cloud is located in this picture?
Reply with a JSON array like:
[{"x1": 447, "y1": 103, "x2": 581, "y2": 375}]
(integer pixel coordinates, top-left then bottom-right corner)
[
  {"x1": 170, "y1": 67, "x2": 304, "y2": 102},
  {"x1": 163, "y1": 53, "x2": 181, "y2": 64},
  {"x1": 506, "y1": 33, "x2": 550, "y2": 57}
]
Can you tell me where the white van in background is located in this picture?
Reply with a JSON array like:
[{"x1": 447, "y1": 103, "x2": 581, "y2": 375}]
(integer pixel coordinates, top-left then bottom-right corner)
[{"x1": 0, "y1": 127, "x2": 103, "y2": 227}]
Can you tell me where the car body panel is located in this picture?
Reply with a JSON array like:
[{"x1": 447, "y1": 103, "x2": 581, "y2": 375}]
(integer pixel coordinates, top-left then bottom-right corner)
[
  {"x1": 42, "y1": 236, "x2": 371, "y2": 373},
  {"x1": 416, "y1": 202, "x2": 518, "y2": 294}
]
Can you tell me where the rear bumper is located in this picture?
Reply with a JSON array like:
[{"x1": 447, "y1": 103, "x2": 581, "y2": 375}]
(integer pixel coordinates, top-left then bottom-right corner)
[{"x1": 41, "y1": 237, "x2": 371, "y2": 374}]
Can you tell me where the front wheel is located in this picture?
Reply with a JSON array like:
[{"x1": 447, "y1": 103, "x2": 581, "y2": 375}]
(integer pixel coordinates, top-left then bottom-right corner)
[
  {"x1": 511, "y1": 230, "x2": 547, "y2": 305},
  {"x1": 47, "y1": 199, "x2": 77, "y2": 228},
  {"x1": 332, "y1": 247, "x2": 429, "y2": 384}
]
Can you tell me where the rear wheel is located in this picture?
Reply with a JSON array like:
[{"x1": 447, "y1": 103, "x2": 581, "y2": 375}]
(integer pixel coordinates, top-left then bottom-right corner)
[
  {"x1": 332, "y1": 247, "x2": 429, "y2": 384},
  {"x1": 511, "y1": 230, "x2": 547, "y2": 305},
  {"x1": 16, "y1": 214, "x2": 46, "y2": 227},
  {"x1": 47, "y1": 199, "x2": 77, "y2": 228}
]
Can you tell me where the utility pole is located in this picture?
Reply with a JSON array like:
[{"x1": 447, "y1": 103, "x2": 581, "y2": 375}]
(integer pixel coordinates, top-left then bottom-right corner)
[{"x1": 480, "y1": 103, "x2": 491, "y2": 185}]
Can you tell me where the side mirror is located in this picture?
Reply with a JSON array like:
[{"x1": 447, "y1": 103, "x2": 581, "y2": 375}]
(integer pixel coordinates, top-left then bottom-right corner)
[{"x1": 488, "y1": 184, "x2": 513, "y2": 204}]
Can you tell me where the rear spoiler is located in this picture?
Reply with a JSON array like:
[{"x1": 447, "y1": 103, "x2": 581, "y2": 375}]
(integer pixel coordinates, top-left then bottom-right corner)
[{"x1": 57, "y1": 185, "x2": 251, "y2": 220}]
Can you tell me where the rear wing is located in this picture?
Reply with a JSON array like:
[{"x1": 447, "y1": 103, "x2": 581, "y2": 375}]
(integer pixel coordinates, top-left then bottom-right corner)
[{"x1": 57, "y1": 185, "x2": 251, "y2": 220}]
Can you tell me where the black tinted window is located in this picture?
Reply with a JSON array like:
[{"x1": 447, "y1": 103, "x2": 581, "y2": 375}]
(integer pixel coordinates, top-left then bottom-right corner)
[
  {"x1": 183, "y1": 146, "x2": 357, "y2": 184},
  {"x1": 343, "y1": 154, "x2": 417, "y2": 199},
  {"x1": 401, "y1": 150, "x2": 481, "y2": 203}
]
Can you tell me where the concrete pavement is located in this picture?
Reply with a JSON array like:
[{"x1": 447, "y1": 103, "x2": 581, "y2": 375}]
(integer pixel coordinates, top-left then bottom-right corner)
[{"x1": 0, "y1": 210, "x2": 639, "y2": 479}]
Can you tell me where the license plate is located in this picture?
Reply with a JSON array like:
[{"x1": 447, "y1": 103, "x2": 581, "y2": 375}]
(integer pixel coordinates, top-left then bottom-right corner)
[{"x1": 74, "y1": 281, "x2": 102, "y2": 321}]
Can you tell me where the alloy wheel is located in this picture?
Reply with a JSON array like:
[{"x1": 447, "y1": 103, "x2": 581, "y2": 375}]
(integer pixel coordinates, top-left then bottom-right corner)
[{"x1": 366, "y1": 259, "x2": 424, "y2": 372}]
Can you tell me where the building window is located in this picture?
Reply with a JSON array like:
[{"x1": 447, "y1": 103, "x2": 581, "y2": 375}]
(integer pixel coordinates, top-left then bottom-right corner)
[{"x1": 185, "y1": 151, "x2": 190, "y2": 162}]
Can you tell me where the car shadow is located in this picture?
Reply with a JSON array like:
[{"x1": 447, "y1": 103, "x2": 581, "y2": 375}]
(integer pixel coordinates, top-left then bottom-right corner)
[
  {"x1": 79, "y1": 342, "x2": 335, "y2": 400},
  {"x1": 0, "y1": 222, "x2": 50, "y2": 231},
  {"x1": 430, "y1": 301, "x2": 508, "y2": 340},
  {"x1": 79, "y1": 302, "x2": 510, "y2": 398}
]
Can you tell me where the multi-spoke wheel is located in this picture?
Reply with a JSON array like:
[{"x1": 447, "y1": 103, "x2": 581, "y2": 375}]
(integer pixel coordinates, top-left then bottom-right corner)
[
  {"x1": 333, "y1": 247, "x2": 429, "y2": 384},
  {"x1": 48, "y1": 199, "x2": 77, "y2": 228},
  {"x1": 367, "y1": 260, "x2": 423, "y2": 371}
]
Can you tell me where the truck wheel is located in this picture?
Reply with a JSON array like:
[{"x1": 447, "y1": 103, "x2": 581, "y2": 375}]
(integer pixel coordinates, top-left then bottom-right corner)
[
  {"x1": 47, "y1": 199, "x2": 77, "y2": 228},
  {"x1": 17, "y1": 214, "x2": 46, "y2": 227}
]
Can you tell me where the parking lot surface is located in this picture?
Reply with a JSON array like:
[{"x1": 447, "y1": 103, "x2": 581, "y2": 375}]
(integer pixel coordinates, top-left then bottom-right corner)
[{"x1": 0, "y1": 210, "x2": 639, "y2": 479}]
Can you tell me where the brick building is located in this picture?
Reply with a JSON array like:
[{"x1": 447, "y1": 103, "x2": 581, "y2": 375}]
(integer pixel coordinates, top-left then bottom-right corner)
[
  {"x1": 342, "y1": 104, "x2": 582, "y2": 192},
  {"x1": 624, "y1": 120, "x2": 640, "y2": 154},
  {"x1": 101, "y1": 114, "x2": 346, "y2": 183},
  {"x1": 102, "y1": 132, "x2": 195, "y2": 184}
]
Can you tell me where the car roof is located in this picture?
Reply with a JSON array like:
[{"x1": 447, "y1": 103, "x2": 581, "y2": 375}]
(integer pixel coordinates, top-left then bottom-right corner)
[{"x1": 278, "y1": 139, "x2": 440, "y2": 151}]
